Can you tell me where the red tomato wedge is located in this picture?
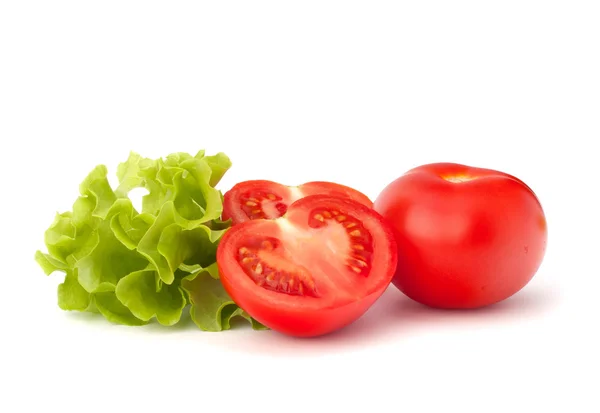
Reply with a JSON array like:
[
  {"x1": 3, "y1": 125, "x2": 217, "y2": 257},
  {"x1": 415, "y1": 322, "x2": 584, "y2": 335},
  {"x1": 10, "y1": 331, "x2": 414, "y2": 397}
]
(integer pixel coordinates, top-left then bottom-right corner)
[
  {"x1": 222, "y1": 180, "x2": 373, "y2": 225},
  {"x1": 217, "y1": 195, "x2": 397, "y2": 337}
]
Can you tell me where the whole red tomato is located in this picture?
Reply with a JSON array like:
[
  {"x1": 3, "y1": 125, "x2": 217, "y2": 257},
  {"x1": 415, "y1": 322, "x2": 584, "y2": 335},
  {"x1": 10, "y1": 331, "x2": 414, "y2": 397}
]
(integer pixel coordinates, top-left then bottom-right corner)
[{"x1": 374, "y1": 162, "x2": 547, "y2": 309}]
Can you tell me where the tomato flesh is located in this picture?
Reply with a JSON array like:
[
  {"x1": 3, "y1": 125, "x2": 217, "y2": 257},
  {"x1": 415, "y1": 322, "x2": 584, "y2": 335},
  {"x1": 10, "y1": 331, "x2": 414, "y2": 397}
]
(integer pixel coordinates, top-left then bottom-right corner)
[
  {"x1": 222, "y1": 180, "x2": 372, "y2": 225},
  {"x1": 374, "y1": 162, "x2": 548, "y2": 309},
  {"x1": 217, "y1": 195, "x2": 397, "y2": 337}
]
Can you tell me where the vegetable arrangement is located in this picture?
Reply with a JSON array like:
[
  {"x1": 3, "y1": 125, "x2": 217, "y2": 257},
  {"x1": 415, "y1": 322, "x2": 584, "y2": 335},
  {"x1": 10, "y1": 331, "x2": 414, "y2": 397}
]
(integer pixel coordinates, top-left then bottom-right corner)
[{"x1": 36, "y1": 150, "x2": 547, "y2": 337}]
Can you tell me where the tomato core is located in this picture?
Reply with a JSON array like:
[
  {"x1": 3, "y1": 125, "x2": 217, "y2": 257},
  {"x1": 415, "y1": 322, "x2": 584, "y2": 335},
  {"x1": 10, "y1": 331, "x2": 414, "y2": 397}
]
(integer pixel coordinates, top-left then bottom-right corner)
[{"x1": 234, "y1": 205, "x2": 376, "y2": 301}]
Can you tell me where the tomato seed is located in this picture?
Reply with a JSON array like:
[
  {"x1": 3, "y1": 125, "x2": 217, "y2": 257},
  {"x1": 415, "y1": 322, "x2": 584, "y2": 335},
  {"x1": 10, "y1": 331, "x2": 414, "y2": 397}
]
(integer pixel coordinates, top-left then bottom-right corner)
[
  {"x1": 303, "y1": 275, "x2": 316, "y2": 291},
  {"x1": 354, "y1": 258, "x2": 368, "y2": 267},
  {"x1": 261, "y1": 240, "x2": 274, "y2": 251}
]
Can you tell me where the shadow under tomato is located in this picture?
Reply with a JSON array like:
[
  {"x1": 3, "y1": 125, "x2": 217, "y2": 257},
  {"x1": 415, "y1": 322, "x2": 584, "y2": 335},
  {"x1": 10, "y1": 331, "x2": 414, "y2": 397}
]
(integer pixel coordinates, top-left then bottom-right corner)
[
  {"x1": 219, "y1": 281, "x2": 560, "y2": 356},
  {"x1": 323, "y1": 280, "x2": 558, "y2": 344}
]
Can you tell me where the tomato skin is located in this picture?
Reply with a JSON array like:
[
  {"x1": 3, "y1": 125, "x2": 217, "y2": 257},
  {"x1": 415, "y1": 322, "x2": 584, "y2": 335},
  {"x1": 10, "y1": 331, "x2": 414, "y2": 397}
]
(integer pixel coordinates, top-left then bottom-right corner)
[
  {"x1": 218, "y1": 278, "x2": 384, "y2": 337},
  {"x1": 374, "y1": 163, "x2": 547, "y2": 309},
  {"x1": 298, "y1": 181, "x2": 373, "y2": 207},
  {"x1": 217, "y1": 195, "x2": 397, "y2": 337},
  {"x1": 222, "y1": 179, "x2": 372, "y2": 225}
]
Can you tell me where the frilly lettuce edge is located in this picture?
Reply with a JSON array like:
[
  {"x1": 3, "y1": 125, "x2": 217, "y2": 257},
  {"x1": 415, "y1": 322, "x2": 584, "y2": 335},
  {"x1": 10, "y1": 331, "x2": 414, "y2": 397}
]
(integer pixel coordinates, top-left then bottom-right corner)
[{"x1": 35, "y1": 150, "x2": 265, "y2": 331}]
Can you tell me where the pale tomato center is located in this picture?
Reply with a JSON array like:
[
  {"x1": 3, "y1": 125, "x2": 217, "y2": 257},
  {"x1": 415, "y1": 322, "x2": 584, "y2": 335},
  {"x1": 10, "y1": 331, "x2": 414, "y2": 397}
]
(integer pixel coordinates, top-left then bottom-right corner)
[
  {"x1": 287, "y1": 185, "x2": 305, "y2": 201},
  {"x1": 235, "y1": 207, "x2": 374, "y2": 301},
  {"x1": 276, "y1": 213, "x2": 371, "y2": 298}
]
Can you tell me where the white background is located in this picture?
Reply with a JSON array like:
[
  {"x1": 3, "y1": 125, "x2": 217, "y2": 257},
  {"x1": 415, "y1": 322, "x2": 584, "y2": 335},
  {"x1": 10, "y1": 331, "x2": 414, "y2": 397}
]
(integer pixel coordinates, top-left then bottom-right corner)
[{"x1": 1, "y1": 1, "x2": 598, "y2": 412}]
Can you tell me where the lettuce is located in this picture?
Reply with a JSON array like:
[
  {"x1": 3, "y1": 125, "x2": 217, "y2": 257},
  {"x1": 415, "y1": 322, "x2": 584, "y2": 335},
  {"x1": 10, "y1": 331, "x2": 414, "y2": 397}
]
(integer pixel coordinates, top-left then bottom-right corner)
[{"x1": 35, "y1": 150, "x2": 265, "y2": 331}]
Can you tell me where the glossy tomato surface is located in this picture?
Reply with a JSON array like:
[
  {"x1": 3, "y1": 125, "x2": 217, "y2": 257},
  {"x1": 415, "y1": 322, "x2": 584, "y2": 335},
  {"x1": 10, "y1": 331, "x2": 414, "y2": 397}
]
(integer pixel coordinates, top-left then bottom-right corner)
[
  {"x1": 374, "y1": 163, "x2": 547, "y2": 309},
  {"x1": 217, "y1": 195, "x2": 397, "y2": 337},
  {"x1": 222, "y1": 180, "x2": 372, "y2": 225}
]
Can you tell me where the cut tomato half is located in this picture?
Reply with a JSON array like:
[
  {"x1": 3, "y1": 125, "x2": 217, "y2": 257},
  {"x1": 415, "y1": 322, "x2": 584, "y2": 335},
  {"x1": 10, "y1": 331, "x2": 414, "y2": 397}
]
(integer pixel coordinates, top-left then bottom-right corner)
[
  {"x1": 216, "y1": 195, "x2": 397, "y2": 337},
  {"x1": 222, "y1": 180, "x2": 373, "y2": 225}
]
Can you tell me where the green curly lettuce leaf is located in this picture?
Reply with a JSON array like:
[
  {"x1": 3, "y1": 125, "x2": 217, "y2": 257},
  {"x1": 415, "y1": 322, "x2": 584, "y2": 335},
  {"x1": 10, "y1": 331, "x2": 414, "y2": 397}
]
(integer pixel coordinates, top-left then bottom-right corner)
[
  {"x1": 35, "y1": 150, "x2": 263, "y2": 331},
  {"x1": 57, "y1": 270, "x2": 91, "y2": 311},
  {"x1": 115, "y1": 268, "x2": 186, "y2": 326},
  {"x1": 181, "y1": 263, "x2": 267, "y2": 332},
  {"x1": 94, "y1": 292, "x2": 148, "y2": 326}
]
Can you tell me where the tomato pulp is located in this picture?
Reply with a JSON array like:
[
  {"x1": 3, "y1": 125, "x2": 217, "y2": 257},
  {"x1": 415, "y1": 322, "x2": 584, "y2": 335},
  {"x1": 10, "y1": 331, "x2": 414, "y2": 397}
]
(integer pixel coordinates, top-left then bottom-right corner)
[
  {"x1": 374, "y1": 163, "x2": 547, "y2": 309},
  {"x1": 217, "y1": 195, "x2": 397, "y2": 337},
  {"x1": 222, "y1": 180, "x2": 372, "y2": 225}
]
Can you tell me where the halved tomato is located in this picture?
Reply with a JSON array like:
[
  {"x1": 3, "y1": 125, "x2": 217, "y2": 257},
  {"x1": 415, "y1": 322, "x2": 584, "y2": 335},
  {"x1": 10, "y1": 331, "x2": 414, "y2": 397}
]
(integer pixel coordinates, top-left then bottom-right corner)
[
  {"x1": 216, "y1": 195, "x2": 397, "y2": 337},
  {"x1": 222, "y1": 180, "x2": 373, "y2": 225}
]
